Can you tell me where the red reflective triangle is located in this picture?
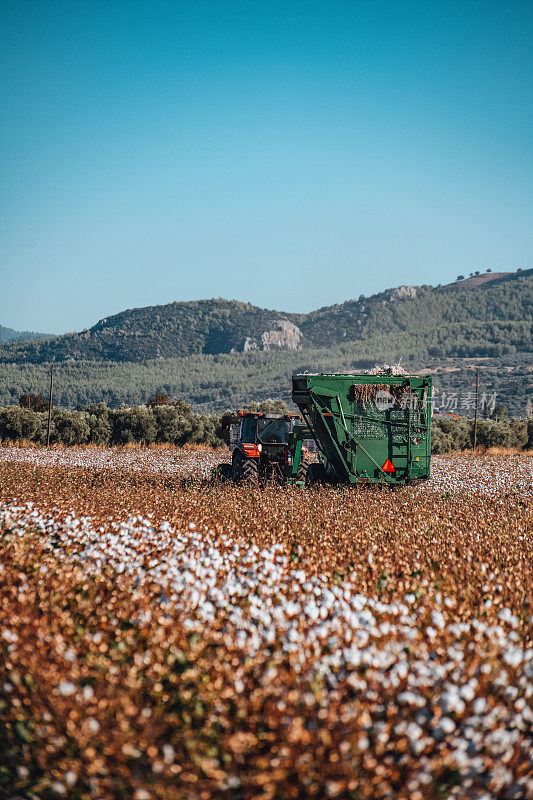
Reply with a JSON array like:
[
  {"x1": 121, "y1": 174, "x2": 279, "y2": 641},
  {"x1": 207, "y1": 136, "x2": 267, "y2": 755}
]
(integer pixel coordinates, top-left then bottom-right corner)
[{"x1": 382, "y1": 458, "x2": 395, "y2": 473}]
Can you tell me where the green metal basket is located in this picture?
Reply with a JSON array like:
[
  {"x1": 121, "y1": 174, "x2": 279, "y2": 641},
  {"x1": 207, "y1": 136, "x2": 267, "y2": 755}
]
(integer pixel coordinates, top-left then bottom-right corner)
[{"x1": 291, "y1": 373, "x2": 432, "y2": 485}]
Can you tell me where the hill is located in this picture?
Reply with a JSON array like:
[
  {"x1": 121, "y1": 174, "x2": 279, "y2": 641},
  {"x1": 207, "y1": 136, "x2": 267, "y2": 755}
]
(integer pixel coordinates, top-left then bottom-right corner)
[
  {"x1": 0, "y1": 300, "x2": 305, "y2": 364},
  {"x1": 0, "y1": 270, "x2": 530, "y2": 416},
  {"x1": 0, "y1": 269, "x2": 531, "y2": 364},
  {"x1": 289, "y1": 270, "x2": 531, "y2": 352}
]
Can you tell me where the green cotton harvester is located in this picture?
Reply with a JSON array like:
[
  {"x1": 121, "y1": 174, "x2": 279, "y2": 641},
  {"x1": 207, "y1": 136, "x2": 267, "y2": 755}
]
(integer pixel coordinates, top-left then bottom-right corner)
[{"x1": 289, "y1": 371, "x2": 432, "y2": 486}]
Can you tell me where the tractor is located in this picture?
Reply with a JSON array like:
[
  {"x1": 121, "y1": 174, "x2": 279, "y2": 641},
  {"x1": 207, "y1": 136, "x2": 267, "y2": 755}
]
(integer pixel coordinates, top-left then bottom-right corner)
[
  {"x1": 223, "y1": 411, "x2": 308, "y2": 486},
  {"x1": 213, "y1": 372, "x2": 432, "y2": 489}
]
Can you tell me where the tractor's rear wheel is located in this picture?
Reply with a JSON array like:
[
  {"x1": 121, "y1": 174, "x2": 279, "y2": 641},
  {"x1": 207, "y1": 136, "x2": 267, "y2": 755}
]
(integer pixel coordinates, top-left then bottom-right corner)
[
  {"x1": 232, "y1": 452, "x2": 259, "y2": 486},
  {"x1": 296, "y1": 455, "x2": 308, "y2": 484},
  {"x1": 305, "y1": 462, "x2": 327, "y2": 486}
]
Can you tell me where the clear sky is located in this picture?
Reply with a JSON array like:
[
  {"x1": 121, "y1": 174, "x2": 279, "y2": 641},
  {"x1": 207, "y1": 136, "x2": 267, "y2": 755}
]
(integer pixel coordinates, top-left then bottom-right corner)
[{"x1": 1, "y1": 1, "x2": 532, "y2": 333}]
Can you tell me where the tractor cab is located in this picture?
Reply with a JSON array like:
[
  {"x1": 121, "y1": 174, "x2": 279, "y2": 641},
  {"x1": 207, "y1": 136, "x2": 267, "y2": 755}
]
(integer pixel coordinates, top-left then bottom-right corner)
[{"x1": 239, "y1": 412, "x2": 297, "y2": 445}]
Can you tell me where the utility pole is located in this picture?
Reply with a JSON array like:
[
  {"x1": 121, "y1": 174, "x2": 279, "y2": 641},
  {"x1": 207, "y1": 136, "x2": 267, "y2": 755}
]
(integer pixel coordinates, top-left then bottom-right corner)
[
  {"x1": 473, "y1": 369, "x2": 479, "y2": 452},
  {"x1": 46, "y1": 363, "x2": 54, "y2": 447}
]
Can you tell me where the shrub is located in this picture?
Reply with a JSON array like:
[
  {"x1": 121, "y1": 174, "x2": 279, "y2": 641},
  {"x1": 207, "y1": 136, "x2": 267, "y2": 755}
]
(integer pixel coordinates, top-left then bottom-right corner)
[
  {"x1": 244, "y1": 399, "x2": 288, "y2": 414},
  {"x1": 152, "y1": 404, "x2": 196, "y2": 445},
  {"x1": 432, "y1": 417, "x2": 472, "y2": 450},
  {"x1": 148, "y1": 394, "x2": 172, "y2": 407},
  {"x1": 0, "y1": 407, "x2": 42, "y2": 442},
  {"x1": 111, "y1": 406, "x2": 157, "y2": 445},
  {"x1": 430, "y1": 425, "x2": 454, "y2": 454},
  {"x1": 475, "y1": 419, "x2": 527, "y2": 449},
  {"x1": 193, "y1": 414, "x2": 225, "y2": 448},
  {"x1": 528, "y1": 418, "x2": 533, "y2": 449},
  {"x1": 52, "y1": 409, "x2": 90, "y2": 446},
  {"x1": 19, "y1": 393, "x2": 49, "y2": 412},
  {"x1": 431, "y1": 416, "x2": 528, "y2": 451},
  {"x1": 86, "y1": 403, "x2": 112, "y2": 445}
]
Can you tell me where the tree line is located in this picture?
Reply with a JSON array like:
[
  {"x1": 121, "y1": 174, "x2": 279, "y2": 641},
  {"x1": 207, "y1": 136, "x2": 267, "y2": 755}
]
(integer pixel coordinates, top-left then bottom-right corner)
[
  {"x1": 0, "y1": 396, "x2": 531, "y2": 452},
  {"x1": 0, "y1": 397, "x2": 224, "y2": 448},
  {"x1": 431, "y1": 414, "x2": 531, "y2": 453}
]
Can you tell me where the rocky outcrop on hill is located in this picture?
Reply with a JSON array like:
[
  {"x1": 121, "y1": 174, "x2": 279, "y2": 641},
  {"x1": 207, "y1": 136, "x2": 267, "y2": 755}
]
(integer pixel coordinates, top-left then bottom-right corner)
[
  {"x1": 261, "y1": 319, "x2": 302, "y2": 350},
  {"x1": 242, "y1": 319, "x2": 302, "y2": 351},
  {"x1": 388, "y1": 285, "x2": 417, "y2": 301}
]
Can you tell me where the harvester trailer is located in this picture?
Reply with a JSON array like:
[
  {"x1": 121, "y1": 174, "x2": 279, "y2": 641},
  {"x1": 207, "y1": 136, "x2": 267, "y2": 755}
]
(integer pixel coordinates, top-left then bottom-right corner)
[
  {"x1": 215, "y1": 372, "x2": 432, "y2": 487},
  {"x1": 291, "y1": 372, "x2": 432, "y2": 486}
]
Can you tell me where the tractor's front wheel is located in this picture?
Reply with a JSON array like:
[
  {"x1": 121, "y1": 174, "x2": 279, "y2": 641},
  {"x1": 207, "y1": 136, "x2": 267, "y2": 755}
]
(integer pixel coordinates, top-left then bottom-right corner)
[
  {"x1": 212, "y1": 463, "x2": 232, "y2": 483},
  {"x1": 232, "y1": 452, "x2": 259, "y2": 486}
]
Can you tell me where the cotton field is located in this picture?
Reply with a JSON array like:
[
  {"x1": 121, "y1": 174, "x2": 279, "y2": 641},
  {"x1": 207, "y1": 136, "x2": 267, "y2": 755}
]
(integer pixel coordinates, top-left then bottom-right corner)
[
  {"x1": 1, "y1": 444, "x2": 532, "y2": 498},
  {"x1": 0, "y1": 443, "x2": 221, "y2": 480},
  {"x1": 0, "y1": 445, "x2": 531, "y2": 800}
]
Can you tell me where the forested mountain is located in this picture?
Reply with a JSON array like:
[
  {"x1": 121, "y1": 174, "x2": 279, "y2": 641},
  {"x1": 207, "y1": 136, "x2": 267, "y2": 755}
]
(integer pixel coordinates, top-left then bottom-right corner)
[
  {"x1": 0, "y1": 301, "x2": 305, "y2": 363},
  {"x1": 0, "y1": 270, "x2": 530, "y2": 416},
  {"x1": 0, "y1": 270, "x2": 531, "y2": 364},
  {"x1": 289, "y1": 270, "x2": 531, "y2": 351},
  {"x1": 0, "y1": 325, "x2": 50, "y2": 345}
]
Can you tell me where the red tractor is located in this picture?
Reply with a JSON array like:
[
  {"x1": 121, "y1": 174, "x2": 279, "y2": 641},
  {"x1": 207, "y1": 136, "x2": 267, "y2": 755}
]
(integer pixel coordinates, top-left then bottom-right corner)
[{"x1": 225, "y1": 411, "x2": 308, "y2": 486}]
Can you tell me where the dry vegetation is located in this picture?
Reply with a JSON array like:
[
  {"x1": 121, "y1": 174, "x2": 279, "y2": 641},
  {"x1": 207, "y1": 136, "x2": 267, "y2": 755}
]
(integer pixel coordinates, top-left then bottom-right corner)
[{"x1": 0, "y1": 445, "x2": 532, "y2": 800}]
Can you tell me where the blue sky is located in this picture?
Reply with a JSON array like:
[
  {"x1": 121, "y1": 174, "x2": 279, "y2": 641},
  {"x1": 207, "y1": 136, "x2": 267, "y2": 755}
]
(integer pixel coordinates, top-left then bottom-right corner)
[{"x1": 1, "y1": 1, "x2": 532, "y2": 333}]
